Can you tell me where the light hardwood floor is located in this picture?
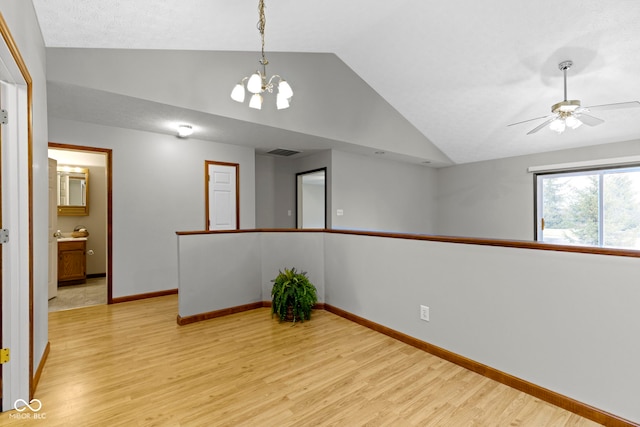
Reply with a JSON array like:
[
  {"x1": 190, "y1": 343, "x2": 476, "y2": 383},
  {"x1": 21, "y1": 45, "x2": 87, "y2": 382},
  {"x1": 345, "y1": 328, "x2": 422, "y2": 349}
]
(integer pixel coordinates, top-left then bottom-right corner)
[{"x1": 1, "y1": 295, "x2": 601, "y2": 426}]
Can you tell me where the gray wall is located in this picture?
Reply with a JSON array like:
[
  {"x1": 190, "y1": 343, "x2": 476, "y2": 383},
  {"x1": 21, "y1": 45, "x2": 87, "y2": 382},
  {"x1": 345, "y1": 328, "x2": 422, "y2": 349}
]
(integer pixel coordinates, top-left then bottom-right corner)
[
  {"x1": 46, "y1": 48, "x2": 451, "y2": 165},
  {"x1": 435, "y1": 139, "x2": 640, "y2": 240},
  {"x1": 49, "y1": 118, "x2": 256, "y2": 298},
  {"x1": 177, "y1": 230, "x2": 640, "y2": 423},
  {"x1": 256, "y1": 151, "x2": 332, "y2": 229},
  {"x1": 255, "y1": 150, "x2": 438, "y2": 234},
  {"x1": 331, "y1": 150, "x2": 437, "y2": 233}
]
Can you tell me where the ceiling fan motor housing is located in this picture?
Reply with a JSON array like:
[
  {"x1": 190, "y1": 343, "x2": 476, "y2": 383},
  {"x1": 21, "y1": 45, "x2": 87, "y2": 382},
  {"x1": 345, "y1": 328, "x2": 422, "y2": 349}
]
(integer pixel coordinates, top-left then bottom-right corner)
[{"x1": 552, "y1": 100, "x2": 580, "y2": 115}]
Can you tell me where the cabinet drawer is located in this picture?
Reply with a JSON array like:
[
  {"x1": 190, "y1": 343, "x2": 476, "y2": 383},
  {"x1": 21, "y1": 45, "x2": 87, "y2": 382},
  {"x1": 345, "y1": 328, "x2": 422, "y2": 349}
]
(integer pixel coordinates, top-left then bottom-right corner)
[{"x1": 58, "y1": 240, "x2": 86, "y2": 251}]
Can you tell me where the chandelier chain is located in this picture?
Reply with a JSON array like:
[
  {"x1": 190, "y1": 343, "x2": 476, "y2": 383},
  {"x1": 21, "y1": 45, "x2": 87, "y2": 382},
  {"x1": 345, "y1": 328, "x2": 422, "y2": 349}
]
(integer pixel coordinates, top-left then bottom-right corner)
[{"x1": 257, "y1": 0, "x2": 268, "y2": 66}]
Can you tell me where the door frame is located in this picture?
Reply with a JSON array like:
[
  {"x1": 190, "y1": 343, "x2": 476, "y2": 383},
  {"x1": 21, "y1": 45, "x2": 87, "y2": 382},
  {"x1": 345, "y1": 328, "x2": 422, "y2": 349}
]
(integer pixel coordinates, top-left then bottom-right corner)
[
  {"x1": 48, "y1": 143, "x2": 114, "y2": 303},
  {"x1": 295, "y1": 167, "x2": 327, "y2": 229},
  {"x1": 0, "y1": 12, "x2": 33, "y2": 408},
  {"x1": 204, "y1": 160, "x2": 240, "y2": 231}
]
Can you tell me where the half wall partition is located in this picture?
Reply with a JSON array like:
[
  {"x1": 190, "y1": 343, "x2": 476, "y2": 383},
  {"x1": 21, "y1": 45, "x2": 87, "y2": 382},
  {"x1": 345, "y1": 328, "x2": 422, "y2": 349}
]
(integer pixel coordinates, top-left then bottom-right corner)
[{"x1": 176, "y1": 229, "x2": 640, "y2": 425}]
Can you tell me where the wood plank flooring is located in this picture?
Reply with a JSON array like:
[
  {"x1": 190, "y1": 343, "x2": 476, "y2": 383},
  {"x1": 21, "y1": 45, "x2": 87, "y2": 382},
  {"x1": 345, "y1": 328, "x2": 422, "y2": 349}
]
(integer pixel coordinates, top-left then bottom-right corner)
[{"x1": 1, "y1": 295, "x2": 601, "y2": 426}]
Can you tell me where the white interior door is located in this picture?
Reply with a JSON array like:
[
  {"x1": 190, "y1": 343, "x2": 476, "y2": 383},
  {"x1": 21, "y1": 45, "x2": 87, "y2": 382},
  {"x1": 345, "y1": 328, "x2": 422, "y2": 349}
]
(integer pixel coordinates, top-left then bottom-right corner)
[
  {"x1": 207, "y1": 163, "x2": 238, "y2": 230},
  {"x1": 48, "y1": 158, "x2": 58, "y2": 299}
]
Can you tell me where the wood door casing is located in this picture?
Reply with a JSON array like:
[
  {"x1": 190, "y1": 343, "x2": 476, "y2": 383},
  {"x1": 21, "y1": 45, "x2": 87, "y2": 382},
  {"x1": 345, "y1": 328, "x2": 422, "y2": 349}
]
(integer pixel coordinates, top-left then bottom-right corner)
[{"x1": 204, "y1": 161, "x2": 239, "y2": 231}]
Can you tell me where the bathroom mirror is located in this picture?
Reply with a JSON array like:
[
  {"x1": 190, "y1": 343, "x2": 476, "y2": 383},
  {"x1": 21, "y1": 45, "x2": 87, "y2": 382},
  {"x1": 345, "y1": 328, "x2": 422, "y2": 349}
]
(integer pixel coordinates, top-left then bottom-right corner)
[{"x1": 57, "y1": 166, "x2": 89, "y2": 216}]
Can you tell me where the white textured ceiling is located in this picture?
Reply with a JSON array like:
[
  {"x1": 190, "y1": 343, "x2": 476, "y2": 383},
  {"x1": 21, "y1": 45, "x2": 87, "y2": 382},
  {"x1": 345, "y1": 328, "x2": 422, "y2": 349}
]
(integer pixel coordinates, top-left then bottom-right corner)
[{"x1": 32, "y1": 0, "x2": 640, "y2": 164}]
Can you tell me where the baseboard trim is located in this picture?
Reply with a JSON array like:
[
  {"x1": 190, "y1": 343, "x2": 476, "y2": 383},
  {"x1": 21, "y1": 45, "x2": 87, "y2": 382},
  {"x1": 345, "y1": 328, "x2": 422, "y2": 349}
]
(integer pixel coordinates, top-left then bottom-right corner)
[
  {"x1": 31, "y1": 341, "x2": 50, "y2": 397},
  {"x1": 111, "y1": 288, "x2": 178, "y2": 304},
  {"x1": 324, "y1": 304, "x2": 637, "y2": 427},
  {"x1": 177, "y1": 302, "x2": 264, "y2": 326}
]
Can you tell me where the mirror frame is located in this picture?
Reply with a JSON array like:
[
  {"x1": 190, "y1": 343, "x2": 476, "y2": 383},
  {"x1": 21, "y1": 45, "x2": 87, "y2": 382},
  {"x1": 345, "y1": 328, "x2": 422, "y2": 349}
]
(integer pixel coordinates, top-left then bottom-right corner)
[{"x1": 57, "y1": 166, "x2": 90, "y2": 216}]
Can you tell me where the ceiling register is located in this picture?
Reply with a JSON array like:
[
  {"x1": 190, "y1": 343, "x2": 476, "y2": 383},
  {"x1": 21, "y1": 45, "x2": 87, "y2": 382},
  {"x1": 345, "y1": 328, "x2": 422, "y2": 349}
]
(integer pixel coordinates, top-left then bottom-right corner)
[{"x1": 230, "y1": 0, "x2": 293, "y2": 110}]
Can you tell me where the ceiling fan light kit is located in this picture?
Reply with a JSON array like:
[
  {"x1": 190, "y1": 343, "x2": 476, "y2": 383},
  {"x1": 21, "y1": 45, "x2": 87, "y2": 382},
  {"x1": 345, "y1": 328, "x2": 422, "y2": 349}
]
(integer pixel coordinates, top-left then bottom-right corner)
[{"x1": 509, "y1": 59, "x2": 640, "y2": 135}]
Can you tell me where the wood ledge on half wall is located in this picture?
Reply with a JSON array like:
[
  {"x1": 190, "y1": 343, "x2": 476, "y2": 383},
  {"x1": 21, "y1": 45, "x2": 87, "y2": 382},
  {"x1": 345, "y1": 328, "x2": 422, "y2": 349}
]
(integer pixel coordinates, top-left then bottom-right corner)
[{"x1": 175, "y1": 228, "x2": 640, "y2": 259}]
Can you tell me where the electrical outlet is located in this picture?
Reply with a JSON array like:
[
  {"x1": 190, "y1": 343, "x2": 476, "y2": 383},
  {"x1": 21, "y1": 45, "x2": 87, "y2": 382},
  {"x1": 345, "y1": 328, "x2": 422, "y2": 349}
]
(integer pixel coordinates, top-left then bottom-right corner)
[{"x1": 420, "y1": 305, "x2": 430, "y2": 321}]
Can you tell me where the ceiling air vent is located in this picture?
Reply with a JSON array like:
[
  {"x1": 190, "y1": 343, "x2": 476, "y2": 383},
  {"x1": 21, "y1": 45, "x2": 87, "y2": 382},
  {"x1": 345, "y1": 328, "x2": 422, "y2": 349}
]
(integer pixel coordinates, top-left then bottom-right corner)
[{"x1": 267, "y1": 148, "x2": 301, "y2": 157}]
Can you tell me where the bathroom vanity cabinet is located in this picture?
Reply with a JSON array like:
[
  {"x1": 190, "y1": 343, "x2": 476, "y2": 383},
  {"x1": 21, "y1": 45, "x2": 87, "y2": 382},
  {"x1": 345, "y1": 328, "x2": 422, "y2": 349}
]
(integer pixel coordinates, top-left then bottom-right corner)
[{"x1": 58, "y1": 239, "x2": 87, "y2": 285}]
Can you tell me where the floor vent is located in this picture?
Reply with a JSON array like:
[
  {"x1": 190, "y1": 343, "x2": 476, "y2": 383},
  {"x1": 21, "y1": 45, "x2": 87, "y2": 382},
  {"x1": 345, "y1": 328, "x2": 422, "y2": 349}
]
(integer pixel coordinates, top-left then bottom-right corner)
[{"x1": 267, "y1": 148, "x2": 301, "y2": 157}]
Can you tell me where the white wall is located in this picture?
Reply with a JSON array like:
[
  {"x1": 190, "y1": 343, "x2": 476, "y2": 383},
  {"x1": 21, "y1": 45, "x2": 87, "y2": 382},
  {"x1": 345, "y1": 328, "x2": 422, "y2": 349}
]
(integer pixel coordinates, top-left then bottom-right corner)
[
  {"x1": 48, "y1": 118, "x2": 256, "y2": 298},
  {"x1": 436, "y1": 139, "x2": 640, "y2": 240}
]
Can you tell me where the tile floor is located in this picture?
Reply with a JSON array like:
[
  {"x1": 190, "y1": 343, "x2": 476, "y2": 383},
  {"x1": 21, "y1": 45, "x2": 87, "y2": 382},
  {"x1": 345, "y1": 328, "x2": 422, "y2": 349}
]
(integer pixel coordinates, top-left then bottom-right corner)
[{"x1": 48, "y1": 276, "x2": 107, "y2": 312}]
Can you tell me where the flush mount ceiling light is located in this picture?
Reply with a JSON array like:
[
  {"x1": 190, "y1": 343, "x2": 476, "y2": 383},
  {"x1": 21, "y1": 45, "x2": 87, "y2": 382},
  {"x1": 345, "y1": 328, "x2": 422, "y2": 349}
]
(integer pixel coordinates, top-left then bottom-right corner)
[
  {"x1": 176, "y1": 124, "x2": 193, "y2": 138},
  {"x1": 509, "y1": 60, "x2": 640, "y2": 135},
  {"x1": 230, "y1": 0, "x2": 293, "y2": 110}
]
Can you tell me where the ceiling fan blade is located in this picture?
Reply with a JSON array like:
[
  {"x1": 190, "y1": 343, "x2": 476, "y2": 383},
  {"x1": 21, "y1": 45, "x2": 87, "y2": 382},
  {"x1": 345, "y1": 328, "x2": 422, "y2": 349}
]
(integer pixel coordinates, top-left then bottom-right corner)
[
  {"x1": 584, "y1": 101, "x2": 640, "y2": 112},
  {"x1": 575, "y1": 113, "x2": 604, "y2": 126},
  {"x1": 508, "y1": 114, "x2": 552, "y2": 127},
  {"x1": 527, "y1": 116, "x2": 558, "y2": 135}
]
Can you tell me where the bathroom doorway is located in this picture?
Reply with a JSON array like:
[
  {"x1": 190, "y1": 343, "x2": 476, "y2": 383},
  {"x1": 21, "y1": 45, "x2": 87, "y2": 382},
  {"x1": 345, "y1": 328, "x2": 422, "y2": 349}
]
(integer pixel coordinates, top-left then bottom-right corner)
[{"x1": 48, "y1": 143, "x2": 112, "y2": 311}]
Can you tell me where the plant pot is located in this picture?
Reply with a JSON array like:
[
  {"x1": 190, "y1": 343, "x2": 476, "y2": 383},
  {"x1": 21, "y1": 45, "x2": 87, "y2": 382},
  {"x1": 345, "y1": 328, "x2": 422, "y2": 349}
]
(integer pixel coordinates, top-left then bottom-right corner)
[{"x1": 284, "y1": 305, "x2": 294, "y2": 322}]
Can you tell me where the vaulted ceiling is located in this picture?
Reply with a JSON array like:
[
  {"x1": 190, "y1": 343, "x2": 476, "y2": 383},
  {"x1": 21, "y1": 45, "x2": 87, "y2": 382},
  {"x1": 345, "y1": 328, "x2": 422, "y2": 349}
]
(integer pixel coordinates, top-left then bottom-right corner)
[{"x1": 32, "y1": 0, "x2": 640, "y2": 166}]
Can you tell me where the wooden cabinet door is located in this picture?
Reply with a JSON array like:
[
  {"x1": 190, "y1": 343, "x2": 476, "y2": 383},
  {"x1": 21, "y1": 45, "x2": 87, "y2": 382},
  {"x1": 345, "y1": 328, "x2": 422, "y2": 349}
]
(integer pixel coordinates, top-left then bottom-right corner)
[{"x1": 58, "y1": 241, "x2": 86, "y2": 282}]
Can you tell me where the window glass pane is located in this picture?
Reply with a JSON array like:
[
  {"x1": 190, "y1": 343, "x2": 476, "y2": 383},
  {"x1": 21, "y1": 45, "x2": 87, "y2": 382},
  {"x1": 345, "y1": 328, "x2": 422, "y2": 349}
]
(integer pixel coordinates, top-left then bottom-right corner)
[
  {"x1": 541, "y1": 174, "x2": 598, "y2": 245},
  {"x1": 603, "y1": 170, "x2": 640, "y2": 249}
]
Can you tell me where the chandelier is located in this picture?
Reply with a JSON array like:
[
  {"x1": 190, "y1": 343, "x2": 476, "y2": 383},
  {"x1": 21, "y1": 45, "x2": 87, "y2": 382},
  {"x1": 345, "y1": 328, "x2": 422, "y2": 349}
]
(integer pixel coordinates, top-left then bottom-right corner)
[{"x1": 230, "y1": 0, "x2": 293, "y2": 110}]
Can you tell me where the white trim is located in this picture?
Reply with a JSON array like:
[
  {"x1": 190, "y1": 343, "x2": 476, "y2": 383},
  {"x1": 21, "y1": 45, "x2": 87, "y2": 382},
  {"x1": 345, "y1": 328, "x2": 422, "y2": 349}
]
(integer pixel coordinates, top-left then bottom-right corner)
[
  {"x1": 528, "y1": 155, "x2": 640, "y2": 173},
  {"x1": 0, "y1": 66, "x2": 30, "y2": 412}
]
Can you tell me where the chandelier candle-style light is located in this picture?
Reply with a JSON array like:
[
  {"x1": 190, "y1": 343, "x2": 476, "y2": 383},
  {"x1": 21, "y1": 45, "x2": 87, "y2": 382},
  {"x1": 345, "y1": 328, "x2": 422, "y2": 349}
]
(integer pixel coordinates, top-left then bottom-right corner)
[{"x1": 230, "y1": 0, "x2": 293, "y2": 110}]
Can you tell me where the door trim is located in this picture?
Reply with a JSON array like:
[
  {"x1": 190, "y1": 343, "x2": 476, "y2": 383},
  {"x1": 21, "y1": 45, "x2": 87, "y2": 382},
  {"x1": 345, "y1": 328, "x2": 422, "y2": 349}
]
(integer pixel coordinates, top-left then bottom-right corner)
[
  {"x1": 48, "y1": 143, "x2": 114, "y2": 303},
  {"x1": 204, "y1": 161, "x2": 240, "y2": 230},
  {"x1": 0, "y1": 11, "x2": 34, "y2": 403}
]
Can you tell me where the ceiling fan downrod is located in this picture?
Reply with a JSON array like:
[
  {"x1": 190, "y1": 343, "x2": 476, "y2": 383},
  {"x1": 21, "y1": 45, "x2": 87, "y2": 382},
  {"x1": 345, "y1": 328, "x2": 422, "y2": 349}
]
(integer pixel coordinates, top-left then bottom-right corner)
[{"x1": 558, "y1": 60, "x2": 573, "y2": 102}]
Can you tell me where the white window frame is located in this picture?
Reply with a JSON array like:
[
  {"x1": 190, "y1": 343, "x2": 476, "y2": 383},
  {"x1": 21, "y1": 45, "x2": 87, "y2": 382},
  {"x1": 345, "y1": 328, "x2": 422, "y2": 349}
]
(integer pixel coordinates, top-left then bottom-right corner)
[{"x1": 535, "y1": 164, "x2": 640, "y2": 249}]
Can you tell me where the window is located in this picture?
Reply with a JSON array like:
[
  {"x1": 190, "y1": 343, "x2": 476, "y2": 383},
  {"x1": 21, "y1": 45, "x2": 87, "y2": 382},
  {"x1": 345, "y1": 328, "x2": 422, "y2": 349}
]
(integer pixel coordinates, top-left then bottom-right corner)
[{"x1": 536, "y1": 166, "x2": 640, "y2": 249}]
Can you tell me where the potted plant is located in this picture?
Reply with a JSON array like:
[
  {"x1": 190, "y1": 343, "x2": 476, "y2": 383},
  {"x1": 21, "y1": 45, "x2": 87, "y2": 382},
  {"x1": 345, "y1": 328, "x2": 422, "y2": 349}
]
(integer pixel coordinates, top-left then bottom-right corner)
[{"x1": 271, "y1": 268, "x2": 318, "y2": 323}]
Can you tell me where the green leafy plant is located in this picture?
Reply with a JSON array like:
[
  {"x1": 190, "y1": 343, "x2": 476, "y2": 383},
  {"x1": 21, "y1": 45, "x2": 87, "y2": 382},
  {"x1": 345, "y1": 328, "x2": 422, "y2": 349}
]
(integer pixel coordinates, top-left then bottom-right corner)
[{"x1": 271, "y1": 268, "x2": 318, "y2": 323}]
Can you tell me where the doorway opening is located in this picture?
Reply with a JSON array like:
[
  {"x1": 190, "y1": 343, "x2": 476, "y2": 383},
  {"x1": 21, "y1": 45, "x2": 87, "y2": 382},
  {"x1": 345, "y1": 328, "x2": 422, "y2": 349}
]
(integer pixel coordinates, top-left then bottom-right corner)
[
  {"x1": 296, "y1": 168, "x2": 327, "y2": 229},
  {"x1": 48, "y1": 143, "x2": 113, "y2": 310}
]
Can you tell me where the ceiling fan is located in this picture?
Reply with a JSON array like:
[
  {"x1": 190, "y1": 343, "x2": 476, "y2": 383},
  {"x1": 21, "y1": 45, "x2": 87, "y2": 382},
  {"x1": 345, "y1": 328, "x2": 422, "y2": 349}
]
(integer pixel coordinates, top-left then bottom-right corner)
[{"x1": 508, "y1": 60, "x2": 640, "y2": 135}]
